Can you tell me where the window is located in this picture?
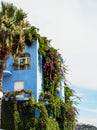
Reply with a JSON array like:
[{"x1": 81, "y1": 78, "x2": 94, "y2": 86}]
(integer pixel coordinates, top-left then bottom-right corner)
[
  {"x1": 14, "y1": 53, "x2": 31, "y2": 70},
  {"x1": 14, "y1": 81, "x2": 24, "y2": 91},
  {"x1": 14, "y1": 81, "x2": 24, "y2": 98}
]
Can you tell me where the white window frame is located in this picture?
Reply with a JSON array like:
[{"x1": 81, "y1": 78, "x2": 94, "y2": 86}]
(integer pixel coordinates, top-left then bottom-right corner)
[{"x1": 14, "y1": 57, "x2": 30, "y2": 70}]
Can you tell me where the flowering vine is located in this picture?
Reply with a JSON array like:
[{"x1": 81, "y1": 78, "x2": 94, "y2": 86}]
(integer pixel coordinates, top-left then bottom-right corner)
[{"x1": 42, "y1": 47, "x2": 65, "y2": 95}]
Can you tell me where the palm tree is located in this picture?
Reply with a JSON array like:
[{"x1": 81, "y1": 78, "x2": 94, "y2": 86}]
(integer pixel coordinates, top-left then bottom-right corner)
[{"x1": 0, "y1": 2, "x2": 38, "y2": 128}]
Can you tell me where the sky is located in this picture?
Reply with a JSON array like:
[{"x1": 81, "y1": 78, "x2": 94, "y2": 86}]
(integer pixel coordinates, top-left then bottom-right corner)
[{"x1": 1, "y1": 0, "x2": 97, "y2": 127}]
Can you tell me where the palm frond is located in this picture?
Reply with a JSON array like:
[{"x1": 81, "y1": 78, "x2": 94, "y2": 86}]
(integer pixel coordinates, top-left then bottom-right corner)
[{"x1": 15, "y1": 9, "x2": 27, "y2": 24}]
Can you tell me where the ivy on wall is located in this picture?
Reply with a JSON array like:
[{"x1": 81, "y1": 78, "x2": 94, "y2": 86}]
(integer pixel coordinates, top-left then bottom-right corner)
[
  {"x1": 1, "y1": 90, "x2": 60, "y2": 130},
  {"x1": 2, "y1": 88, "x2": 79, "y2": 130}
]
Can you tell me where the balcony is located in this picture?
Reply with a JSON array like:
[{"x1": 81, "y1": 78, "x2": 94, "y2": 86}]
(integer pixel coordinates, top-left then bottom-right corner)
[
  {"x1": 3, "y1": 62, "x2": 12, "y2": 77},
  {"x1": 3, "y1": 70, "x2": 12, "y2": 77},
  {"x1": 4, "y1": 90, "x2": 31, "y2": 102},
  {"x1": 15, "y1": 89, "x2": 32, "y2": 101},
  {"x1": 16, "y1": 92, "x2": 30, "y2": 101}
]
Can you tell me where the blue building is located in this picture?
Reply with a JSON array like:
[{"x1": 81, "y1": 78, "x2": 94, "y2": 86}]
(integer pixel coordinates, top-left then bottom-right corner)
[{"x1": 2, "y1": 40, "x2": 64, "y2": 102}]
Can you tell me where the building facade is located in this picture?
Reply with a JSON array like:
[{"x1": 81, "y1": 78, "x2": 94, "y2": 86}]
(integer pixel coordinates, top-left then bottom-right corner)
[{"x1": 2, "y1": 40, "x2": 64, "y2": 102}]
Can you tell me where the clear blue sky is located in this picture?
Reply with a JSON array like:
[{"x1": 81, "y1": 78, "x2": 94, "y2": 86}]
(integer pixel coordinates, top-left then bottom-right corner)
[{"x1": 1, "y1": 0, "x2": 97, "y2": 127}]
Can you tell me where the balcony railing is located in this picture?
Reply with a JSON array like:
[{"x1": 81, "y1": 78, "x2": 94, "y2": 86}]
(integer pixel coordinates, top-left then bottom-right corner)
[
  {"x1": 16, "y1": 92, "x2": 30, "y2": 101},
  {"x1": 3, "y1": 90, "x2": 32, "y2": 101}
]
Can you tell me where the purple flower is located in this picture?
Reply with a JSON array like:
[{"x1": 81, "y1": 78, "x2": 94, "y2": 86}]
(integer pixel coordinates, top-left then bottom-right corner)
[{"x1": 68, "y1": 112, "x2": 71, "y2": 115}]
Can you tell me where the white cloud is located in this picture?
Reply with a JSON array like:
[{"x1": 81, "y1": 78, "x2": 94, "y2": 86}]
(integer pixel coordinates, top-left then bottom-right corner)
[
  {"x1": 86, "y1": 108, "x2": 97, "y2": 113},
  {"x1": 76, "y1": 92, "x2": 85, "y2": 97}
]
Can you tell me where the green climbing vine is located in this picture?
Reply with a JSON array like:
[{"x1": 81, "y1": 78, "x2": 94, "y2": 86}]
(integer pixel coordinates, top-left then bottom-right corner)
[
  {"x1": 64, "y1": 86, "x2": 79, "y2": 130},
  {"x1": 2, "y1": 90, "x2": 60, "y2": 130}
]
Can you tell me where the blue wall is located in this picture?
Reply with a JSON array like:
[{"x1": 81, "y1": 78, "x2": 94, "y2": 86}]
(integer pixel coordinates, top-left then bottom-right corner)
[
  {"x1": 3, "y1": 40, "x2": 43, "y2": 102},
  {"x1": 3, "y1": 40, "x2": 65, "y2": 102}
]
